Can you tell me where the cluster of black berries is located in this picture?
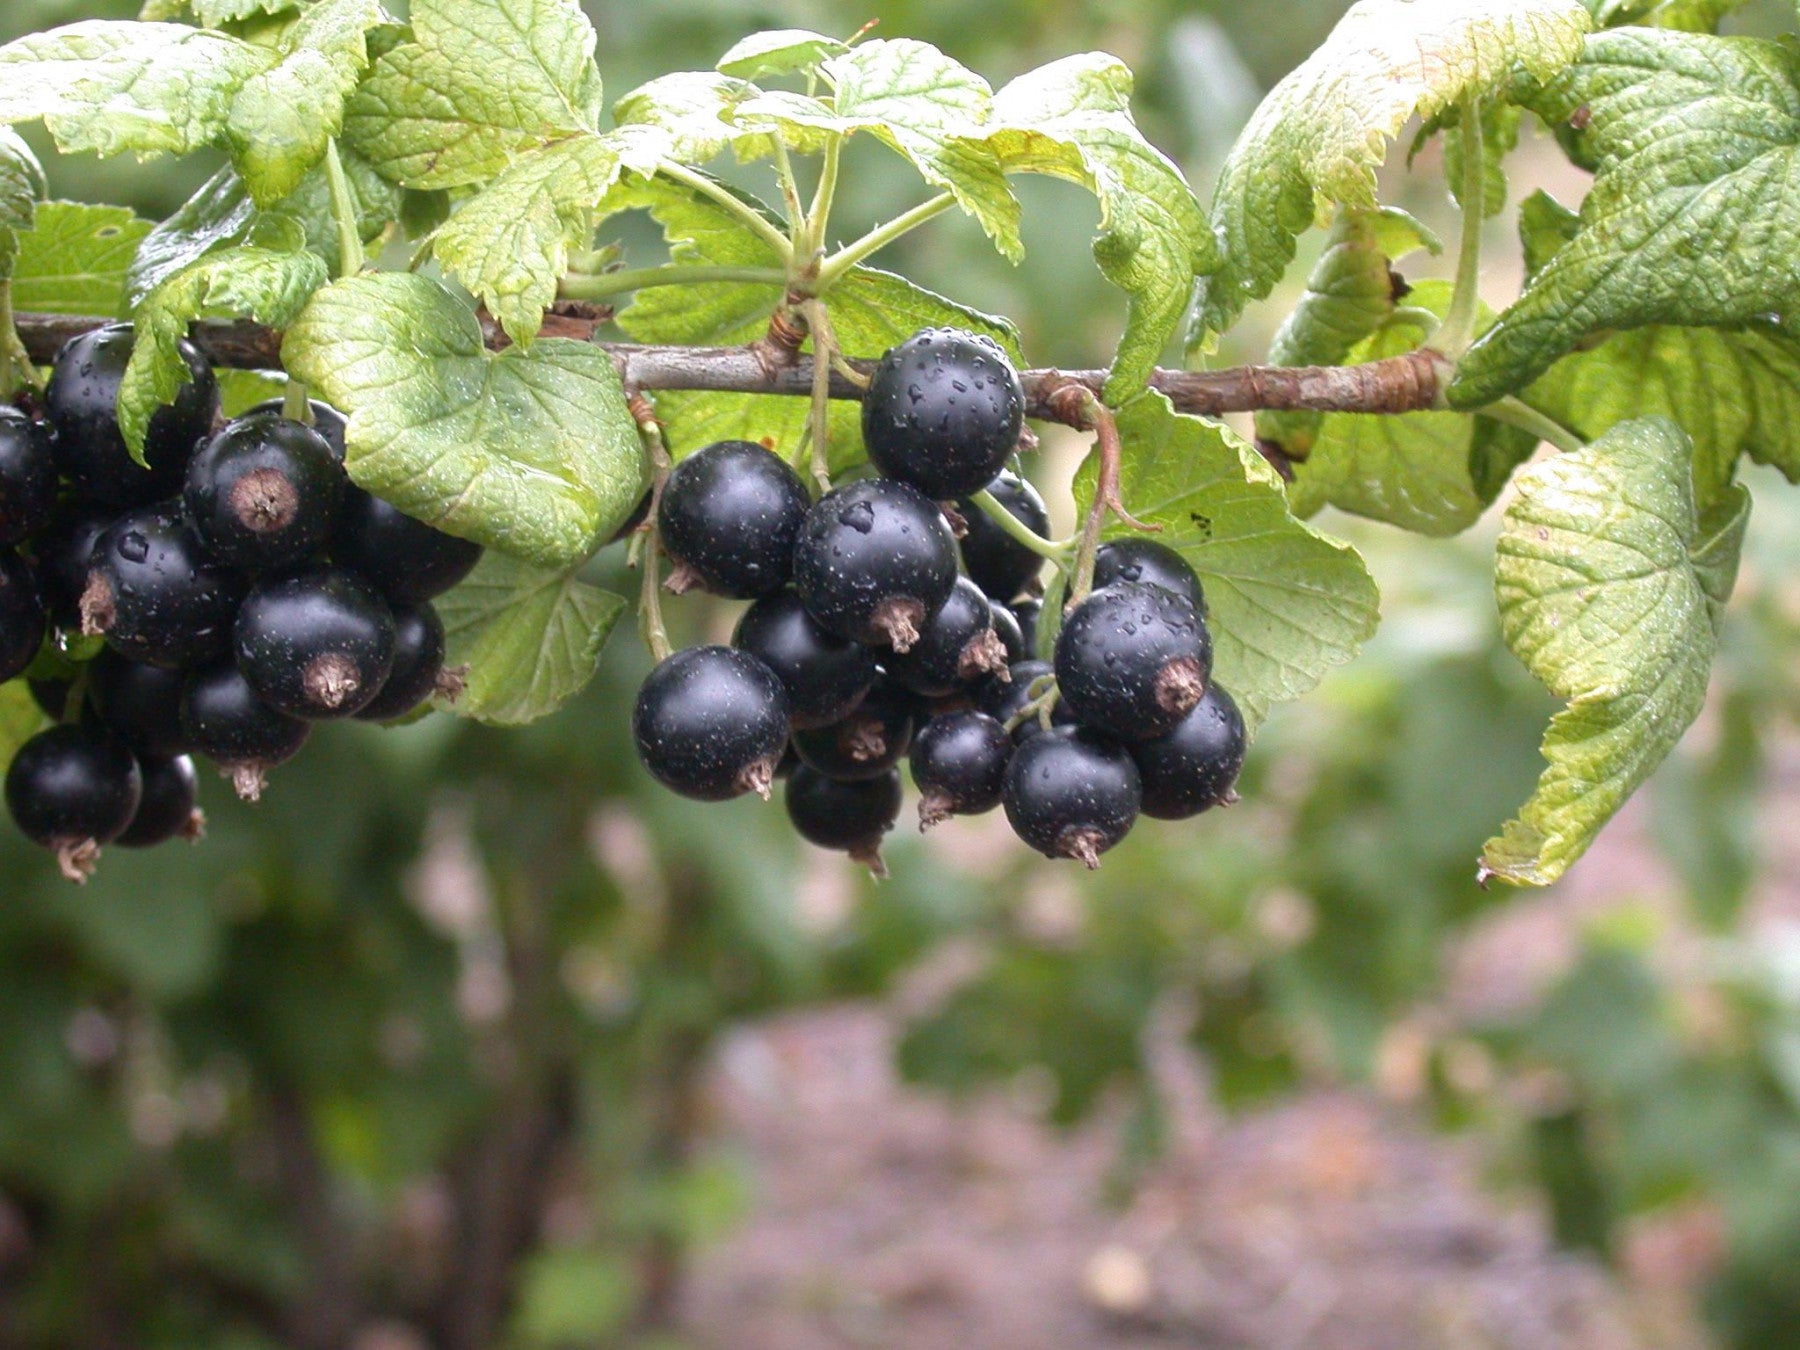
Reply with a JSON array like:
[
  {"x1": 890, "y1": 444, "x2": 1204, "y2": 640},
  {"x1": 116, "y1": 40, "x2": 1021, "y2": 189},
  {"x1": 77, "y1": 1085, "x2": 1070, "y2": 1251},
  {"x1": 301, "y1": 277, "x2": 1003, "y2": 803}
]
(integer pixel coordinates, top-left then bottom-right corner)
[
  {"x1": 632, "y1": 327, "x2": 1246, "y2": 873},
  {"x1": 0, "y1": 324, "x2": 481, "y2": 881}
]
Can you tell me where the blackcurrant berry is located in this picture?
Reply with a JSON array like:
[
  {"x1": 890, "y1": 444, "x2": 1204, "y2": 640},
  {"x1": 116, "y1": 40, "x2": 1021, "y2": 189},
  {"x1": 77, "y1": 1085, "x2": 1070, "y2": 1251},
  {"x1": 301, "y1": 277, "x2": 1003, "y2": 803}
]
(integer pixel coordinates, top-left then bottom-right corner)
[
  {"x1": 34, "y1": 506, "x2": 112, "y2": 629},
  {"x1": 1054, "y1": 582, "x2": 1211, "y2": 741},
  {"x1": 791, "y1": 680, "x2": 916, "y2": 781},
  {"x1": 332, "y1": 492, "x2": 482, "y2": 606},
  {"x1": 863, "y1": 328, "x2": 1024, "y2": 499},
  {"x1": 1092, "y1": 539, "x2": 1204, "y2": 614},
  {"x1": 1130, "y1": 683, "x2": 1246, "y2": 820},
  {"x1": 733, "y1": 590, "x2": 877, "y2": 731},
  {"x1": 911, "y1": 710, "x2": 1012, "y2": 829},
  {"x1": 1002, "y1": 726, "x2": 1140, "y2": 868},
  {"x1": 1012, "y1": 598, "x2": 1041, "y2": 657},
  {"x1": 235, "y1": 568, "x2": 398, "y2": 719},
  {"x1": 5, "y1": 724, "x2": 143, "y2": 882},
  {"x1": 885, "y1": 576, "x2": 1009, "y2": 698},
  {"x1": 975, "y1": 659, "x2": 1070, "y2": 742},
  {"x1": 46, "y1": 323, "x2": 218, "y2": 509},
  {"x1": 957, "y1": 471, "x2": 1050, "y2": 602},
  {"x1": 87, "y1": 648, "x2": 194, "y2": 758},
  {"x1": 179, "y1": 660, "x2": 310, "y2": 802},
  {"x1": 115, "y1": 754, "x2": 203, "y2": 848},
  {"x1": 184, "y1": 411, "x2": 345, "y2": 569},
  {"x1": 247, "y1": 398, "x2": 347, "y2": 461},
  {"x1": 657, "y1": 440, "x2": 810, "y2": 598},
  {"x1": 81, "y1": 503, "x2": 247, "y2": 668},
  {"x1": 633, "y1": 646, "x2": 790, "y2": 801},
  {"x1": 990, "y1": 600, "x2": 1026, "y2": 664},
  {"x1": 0, "y1": 547, "x2": 45, "y2": 684},
  {"x1": 0, "y1": 407, "x2": 57, "y2": 547},
  {"x1": 785, "y1": 763, "x2": 903, "y2": 875},
  {"x1": 355, "y1": 602, "x2": 457, "y2": 723},
  {"x1": 792, "y1": 479, "x2": 958, "y2": 651},
  {"x1": 28, "y1": 676, "x2": 73, "y2": 722}
]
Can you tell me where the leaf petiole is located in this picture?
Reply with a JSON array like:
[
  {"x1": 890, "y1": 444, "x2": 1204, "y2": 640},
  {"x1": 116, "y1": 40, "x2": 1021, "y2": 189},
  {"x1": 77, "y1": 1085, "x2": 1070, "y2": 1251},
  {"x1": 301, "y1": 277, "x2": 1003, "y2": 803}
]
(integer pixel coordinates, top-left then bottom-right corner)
[
  {"x1": 968, "y1": 488, "x2": 1072, "y2": 566},
  {"x1": 560, "y1": 264, "x2": 790, "y2": 302},
  {"x1": 658, "y1": 162, "x2": 795, "y2": 264},
  {"x1": 324, "y1": 140, "x2": 365, "y2": 280},
  {"x1": 815, "y1": 192, "x2": 956, "y2": 290},
  {"x1": 1484, "y1": 396, "x2": 1585, "y2": 456},
  {"x1": 802, "y1": 138, "x2": 842, "y2": 260},
  {"x1": 1434, "y1": 96, "x2": 1487, "y2": 360}
]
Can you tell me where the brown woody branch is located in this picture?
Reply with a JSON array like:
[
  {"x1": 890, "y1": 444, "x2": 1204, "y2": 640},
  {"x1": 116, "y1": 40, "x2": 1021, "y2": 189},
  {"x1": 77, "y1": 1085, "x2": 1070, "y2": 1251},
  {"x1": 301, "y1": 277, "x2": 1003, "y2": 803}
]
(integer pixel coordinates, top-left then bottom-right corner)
[{"x1": 12, "y1": 311, "x2": 1444, "y2": 424}]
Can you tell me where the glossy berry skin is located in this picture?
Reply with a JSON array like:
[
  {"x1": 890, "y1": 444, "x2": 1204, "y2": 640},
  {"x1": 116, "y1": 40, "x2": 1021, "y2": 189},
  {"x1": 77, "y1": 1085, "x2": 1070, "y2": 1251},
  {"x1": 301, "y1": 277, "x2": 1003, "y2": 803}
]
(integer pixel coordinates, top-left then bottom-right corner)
[
  {"x1": 1003, "y1": 726, "x2": 1141, "y2": 868},
  {"x1": 785, "y1": 764, "x2": 903, "y2": 873},
  {"x1": 46, "y1": 324, "x2": 218, "y2": 509},
  {"x1": 792, "y1": 680, "x2": 915, "y2": 781},
  {"x1": 1054, "y1": 582, "x2": 1211, "y2": 741},
  {"x1": 87, "y1": 649, "x2": 193, "y2": 758},
  {"x1": 185, "y1": 411, "x2": 345, "y2": 569},
  {"x1": 1012, "y1": 599, "x2": 1042, "y2": 658},
  {"x1": 863, "y1": 328, "x2": 1024, "y2": 499},
  {"x1": 116, "y1": 754, "x2": 202, "y2": 848},
  {"x1": 633, "y1": 646, "x2": 790, "y2": 802},
  {"x1": 0, "y1": 548, "x2": 44, "y2": 684},
  {"x1": 179, "y1": 661, "x2": 310, "y2": 801},
  {"x1": 82, "y1": 503, "x2": 247, "y2": 668},
  {"x1": 976, "y1": 659, "x2": 1071, "y2": 742},
  {"x1": 886, "y1": 576, "x2": 1008, "y2": 698},
  {"x1": 1093, "y1": 539, "x2": 1205, "y2": 614},
  {"x1": 355, "y1": 603, "x2": 449, "y2": 723},
  {"x1": 0, "y1": 408, "x2": 57, "y2": 547},
  {"x1": 1130, "y1": 683, "x2": 1246, "y2": 820},
  {"x1": 5, "y1": 724, "x2": 143, "y2": 880},
  {"x1": 911, "y1": 711, "x2": 1012, "y2": 829},
  {"x1": 733, "y1": 590, "x2": 876, "y2": 731},
  {"x1": 658, "y1": 440, "x2": 811, "y2": 599},
  {"x1": 247, "y1": 398, "x2": 347, "y2": 461},
  {"x1": 957, "y1": 471, "x2": 1050, "y2": 602},
  {"x1": 793, "y1": 479, "x2": 958, "y2": 651},
  {"x1": 236, "y1": 568, "x2": 398, "y2": 719},
  {"x1": 35, "y1": 507, "x2": 112, "y2": 629},
  {"x1": 332, "y1": 492, "x2": 482, "y2": 606}
]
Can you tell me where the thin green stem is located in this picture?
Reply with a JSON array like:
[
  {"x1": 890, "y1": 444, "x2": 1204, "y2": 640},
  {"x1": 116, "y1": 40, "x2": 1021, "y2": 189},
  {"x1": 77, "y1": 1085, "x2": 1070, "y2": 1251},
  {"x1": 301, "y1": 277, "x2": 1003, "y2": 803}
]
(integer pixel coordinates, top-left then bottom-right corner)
[
  {"x1": 1486, "y1": 396, "x2": 1585, "y2": 455},
  {"x1": 324, "y1": 140, "x2": 365, "y2": 279},
  {"x1": 815, "y1": 193, "x2": 956, "y2": 290},
  {"x1": 635, "y1": 414, "x2": 675, "y2": 664},
  {"x1": 1435, "y1": 97, "x2": 1487, "y2": 360},
  {"x1": 968, "y1": 489, "x2": 1072, "y2": 565},
  {"x1": 659, "y1": 163, "x2": 793, "y2": 263},
  {"x1": 560, "y1": 264, "x2": 790, "y2": 302},
  {"x1": 282, "y1": 377, "x2": 313, "y2": 424},
  {"x1": 771, "y1": 139, "x2": 806, "y2": 230},
  {"x1": 803, "y1": 139, "x2": 842, "y2": 259},
  {"x1": 0, "y1": 282, "x2": 38, "y2": 401},
  {"x1": 800, "y1": 299, "x2": 836, "y2": 491}
]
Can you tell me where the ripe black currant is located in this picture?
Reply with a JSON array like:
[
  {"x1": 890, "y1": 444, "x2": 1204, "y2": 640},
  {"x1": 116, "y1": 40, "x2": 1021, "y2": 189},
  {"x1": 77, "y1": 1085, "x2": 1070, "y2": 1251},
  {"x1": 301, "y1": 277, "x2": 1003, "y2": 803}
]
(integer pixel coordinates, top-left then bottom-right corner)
[
  {"x1": 990, "y1": 600, "x2": 1026, "y2": 664},
  {"x1": 179, "y1": 660, "x2": 310, "y2": 802},
  {"x1": 885, "y1": 576, "x2": 1009, "y2": 698},
  {"x1": 1053, "y1": 582, "x2": 1211, "y2": 741},
  {"x1": 81, "y1": 503, "x2": 247, "y2": 668},
  {"x1": 184, "y1": 411, "x2": 345, "y2": 569},
  {"x1": 87, "y1": 649, "x2": 194, "y2": 758},
  {"x1": 911, "y1": 710, "x2": 1012, "y2": 829},
  {"x1": 34, "y1": 506, "x2": 112, "y2": 629},
  {"x1": 957, "y1": 471, "x2": 1050, "y2": 602},
  {"x1": 1092, "y1": 539, "x2": 1205, "y2": 613},
  {"x1": 785, "y1": 763, "x2": 903, "y2": 875},
  {"x1": 356, "y1": 603, "x2": 457, "y2": 723},
  {"x1": 792, "y1": 478, "x2": 958, "y2": 651},
  {"x1": 1012, "y1": 598, "x2": 1041, "y2": 657},
  {"x1": 0, "y1": 547, "x2": 45, "y2": 684},
  {"x1": 235, "y1": 568, "x2": 398, "y2": 719},
  {"x1": 976, "y1": 659, "x2": 1070, "y2": 741},
  {"x1": 1002, "y1": 726, "x2": 1141, "y2": 868},
  {"x1": 0, "y1": 407, "x2": 57, "y2": 547},
  {"x1": 792, "y1": 679, "x2": 916, "y2": 781},
  {"x1": 46, "y1": 323, "x2": 218, "y2": 509},
  {"x1": 5, "y1": 724, "x2": 143, "y2": 881},
  {"x1": 732, "y1": 590, "x2": 877, "y2": 730},
  {"x1": 862, "y1": 328, "x2": 1025, "y2": 499},
  {"x1": 332, "y1": 491, "x2": 482, "y2": 606},
  {"x1": 1130, "y1": 683, "x2": 1246, "y2": 820},
  {"x1": 657, "y1": 440, "x2": 811, "y2": 598},
  {"x1": 247, "y1": 398, "x2": 347, "y2": 461},
  {"x1": 116, "y1": 754, "x2": 203, "y2": 848},
  {"x1": 633, "y1": 646, "x2": 790, "y2": 801}
]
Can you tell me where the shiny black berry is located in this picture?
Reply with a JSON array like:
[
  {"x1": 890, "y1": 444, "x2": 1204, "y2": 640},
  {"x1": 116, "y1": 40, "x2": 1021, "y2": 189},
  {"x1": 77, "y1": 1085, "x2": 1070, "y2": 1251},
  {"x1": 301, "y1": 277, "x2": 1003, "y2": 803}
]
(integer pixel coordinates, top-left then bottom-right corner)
[
  {"x1": 5, "y1": 724, "x2": 143, "y2": 882},
  {"x1": 989, "y1": 600, "x2": 1026, "y2": 664},
  {"x1": 863, "y1": 328, "x2": 1024, "y2": 499},
  {"x1": 184, "y1": 411, "x2": 345, "y2": 569},
  {"x1": 247, "y1": 398, "x2": 346, "y2": 461},
  {"x1": 0, "y1": 408, "x2": 57, "y2": 547},
  {"x1": 658, "y1": 440, "x2": 810, "y2": 599},
  {"x1": 116, "y1": 754, "x2": 203, "y2": 848},
  {"x1": 179, "y1": 660, "x2": 310, "y2": 802},
  {"x1": 733, "y1": 590, "x2": 876, "y2": 731},
  {"x1": 1130, "y1": 683, "x2": 1246, "y2": 820},
  {"x1": 886, "y1": 576, "x2": 1009, "y2": 698},
  {"x1": 235, "y1": 568, "x2": 398, "y2": 719},
  {"x1": 957, "y1": 471, "x2": 1049, "y2": 602},
  {"x1": 0, "y1": 547, "x2": 45, "y2": 684},
  {"x1": 1093, "y1": 539, "x2": 1204, "y2": 614},
  {"x1": 785, "y1": 763, "x2": 903, "y2": 875},
  {"x1": 355, "y1": 602, "x2": 455, "y2": 723},
  {"x1": 1002, "y1": 726, "x2": 1140, "y2": 868},
  {"x1": 976, "y1": 659, "x2": 1070, "y2": 742},
  {"x1": 87, "y1": 649, "x2": 193, "y2": 758},
  {"x1": 332, "y1": 492, "x2": 481, "y2": 606},
  {"x1": 35, "y1": 507, "x2": 111, "y2": 629},
  {"x1": 81, "y1": 503, "x2": 247, "y2": 668},
  {"x1": 793, "y1": 479, "x2": 958, "y2": 651},
  {"x1": 911, "y1": 711, "x2": 1011, "y2": 830},
  {"x1": 792, "y1": 680, "x2": 916, "y2": 781},
  {"x1": 633, "y1": 646, "x2": 790, "y2": 802},
  {"x1": 46, "y1": 323, "x2": 218, "y2": 509},
  {"x1": 1054, "y1": 582, "x2": 1211, "y2": 741},
  {"x1": 1012, "y1": 599, "x2": 1042, "y2": 658}
]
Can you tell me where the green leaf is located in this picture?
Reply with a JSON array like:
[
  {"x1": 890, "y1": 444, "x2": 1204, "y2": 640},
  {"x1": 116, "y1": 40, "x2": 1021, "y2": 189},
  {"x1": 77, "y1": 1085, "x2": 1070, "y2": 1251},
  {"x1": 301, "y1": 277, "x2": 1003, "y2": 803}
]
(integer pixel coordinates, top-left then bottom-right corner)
[
  {"x1": 119, "y1": 244, "x2": 326, "y2": 456},
  {"x1": 1480, "y1": 417, "x2": 1748, "y2": 886},
  {"x1": 281, "y1": 272, "x2": 647, "y2": 568},
  {"x1": 1080, "y1": 393, "x2": 1381, "y2": 725},
  {"x1": 0, "y1": 681, "x2": 45, "y2": 781},
  {"x1": 1193, "y1": 0, "x2": 1591, "y2": 346},
  {"x1": 433, "y1": 553, "x2": 626, "y2": 726},
  {"x1": 989, "y1": 52, "x2": 1214, "y2": 398},
  {"x1": 1590, "y1": 0, "x2": 1751, "y2": 30},
  {"x1": 11, "y1": 202, "x2": 151, "y2": 316},
  {"x1": 610, "y1": 73, "x2": 753, "y2": 171},
  {"x1": 0, "y1": 130, "x2": 46, "y2": 277},
  {"x1": 342, "y1": 0, "x2": 603, "y2": 189},
  {"x1": 1454, "y1": 30, "x2": 1800, "y2": 407},
  {"x1": 139, "y1": 0, "x2": 301, "y2": 23},
  {"x1": 716, "y1": 29, "x2": 849, "y2": 82},
  {"x1": 1443, "y1": 101, "x2": 1522, "y2": 218}
]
